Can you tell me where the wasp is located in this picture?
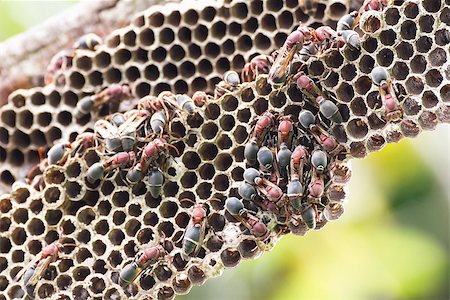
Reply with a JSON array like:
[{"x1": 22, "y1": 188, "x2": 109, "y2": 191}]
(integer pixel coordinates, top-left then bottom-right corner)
[
  {"x1": 45, "y1": 33, "x2": 102, "y2": 85},
  {"x1": 119, "y1": 233, "x2": 169, "y2": 288},
  {"x1": 75, "y1": 84, "x2": 131, "y2": 118},
  {"x1": 299, "y1": 110, "x2": 338, "y2": 151},
  {"x1": 299, "y1": 0, "x2": 319, "y2": 15},
  {"x1": 361, "y1": 0, "x2": 394, "y2": 11},
  {"x1": 241, "y1": 54, "x2": 273, "y2": 82},
  {"x1": 180, "y1": 198, "x2": 219, "y2": 260},
  {"x1": 87, "y1": 151, "x2": 136, "y2": 183},
  {"x1": 268, "y1": 26, "x2": 314, "y2": 87},
  {"x1": 371, "y1": 66, "x2": 414, "y2": 128},
  {"x1": 225, "y1": 197, "x2": 270, "y2": 242},
  {"x1": 94, "y1": 109, "x2": 150, "y2": 153},
  {"x1": 285, "y1": 145, "x2": 310, "y2": 213},
  {"x1": 214, "y1": 71, "x2": 241, "y2": 99},
  {"x1": 15, "y1": 230, "x2": 77, "y2": 297},
  {"x1": 125, "y1": 137, "x2": 178, "y2": 185}
]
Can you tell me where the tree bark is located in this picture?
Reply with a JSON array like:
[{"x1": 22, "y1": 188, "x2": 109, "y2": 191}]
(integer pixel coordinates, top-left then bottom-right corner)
[{"x1": 0, "y1": 0, "x2": 164, "y2": 105}]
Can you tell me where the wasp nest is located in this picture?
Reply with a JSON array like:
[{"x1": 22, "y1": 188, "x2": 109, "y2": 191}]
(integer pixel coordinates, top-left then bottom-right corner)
[
  {"x1": 0, "y1": 0, "x2": 349, "y2": 192},
  {"x1": 0, "y1": 0, "x2": 449, "y2": 299}
]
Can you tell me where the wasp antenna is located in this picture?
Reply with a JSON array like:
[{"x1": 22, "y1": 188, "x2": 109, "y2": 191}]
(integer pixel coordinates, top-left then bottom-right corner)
[
  {"x1": 336, "y1": 151, "x2": 353, "y2": 158},
  {"x1": 160, "y1": 99, "x2": 172, "y2": 120},
  {"x1": 291, "y1": 216, "x2": 302, "y2": 225},
  {"x1": 144, "y1": 131, "x2": 155, "y2": 141},
  {"x1": 57, "y1": 226, "x2": 65, "y2": 243},
  {"x1": 62, "y1": 243, "x2": 79, "y2": 248},
  {"x1": 381, "y1": 119, "x2": 391, "y2": 131},
  {"x1": 164, "y1": 143, "x2": 180, "y2": 156},
  {"x1": 160, "y1": 231, "x2": 167, "y2": 242},
  {"x1": 258, "y1": 241, "x2": 268, "y2": 256},
  {"x1": 284, "y1": 206, "x2": 291, "y2": 222},
  {"x1": 205, "y1": 197, "x2": 222, "y2": 204},
  {"x1": 400, "y1": 119, "x2": 415, "y2": 127},
  {"x1": 173, "y1": 233, "x2": 184, "y2": 245},
  {"x1": 154, "y1": 230, "x2": 166, "y2": 246},
  {"x1": 166, "y1": 254, "x2": 175, "y2": 268},
  {"x1": 179, "y1": 198, "x2": 196, "y2": 205},
  {"x1": 38, "y1": 147, "x2": 44, "y2": 161},
  {"x1": 70, "y1": 143, "x2": 83, "y2": 156},
  {"x1": 313, "y1": 204, "x2": 320, "y2": 220}
]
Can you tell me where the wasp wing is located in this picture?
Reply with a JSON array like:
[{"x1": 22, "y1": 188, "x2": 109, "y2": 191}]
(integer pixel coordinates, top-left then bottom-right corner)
[
  {"x1": 27, "y1": 256, "x2": 52, "y2": 286},
  {"x1": 12, "y1": 258, "x2": 36, "y2": 284}
]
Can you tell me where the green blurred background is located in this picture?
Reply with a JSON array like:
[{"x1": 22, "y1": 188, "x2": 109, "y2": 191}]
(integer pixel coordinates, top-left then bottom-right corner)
[{"x1": 0, "y1": 2, "x2": 448, "y2": 300}]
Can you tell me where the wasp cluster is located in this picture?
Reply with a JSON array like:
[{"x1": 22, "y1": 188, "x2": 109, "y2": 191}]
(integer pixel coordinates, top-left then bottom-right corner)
[
  {"x1": 0, "y1": 0, "x2": 449, "y2": 300},
  {"x1": 0, "y1": 0, "x2": 349, "y2": 193},
  {"x1": 307, "y1": 0, "x2": 450, "y2": 156},
  {"x1": 0, "y1": 70, "x2": 353, "y2": 299}
]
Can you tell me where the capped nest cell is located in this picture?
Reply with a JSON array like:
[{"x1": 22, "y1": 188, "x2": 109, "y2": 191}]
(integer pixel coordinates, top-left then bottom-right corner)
[{"x1": 0, "y1": 0, "x2": 449, "y2": 299}]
